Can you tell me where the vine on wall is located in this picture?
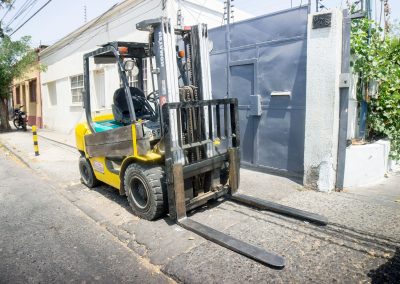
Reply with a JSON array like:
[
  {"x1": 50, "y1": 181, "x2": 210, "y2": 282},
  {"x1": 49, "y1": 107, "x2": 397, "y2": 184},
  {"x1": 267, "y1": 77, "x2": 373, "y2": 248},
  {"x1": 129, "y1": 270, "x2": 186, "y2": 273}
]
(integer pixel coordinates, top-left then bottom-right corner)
[{"x1": 351, "y1": 18, "x2": 400, "y2": 160}]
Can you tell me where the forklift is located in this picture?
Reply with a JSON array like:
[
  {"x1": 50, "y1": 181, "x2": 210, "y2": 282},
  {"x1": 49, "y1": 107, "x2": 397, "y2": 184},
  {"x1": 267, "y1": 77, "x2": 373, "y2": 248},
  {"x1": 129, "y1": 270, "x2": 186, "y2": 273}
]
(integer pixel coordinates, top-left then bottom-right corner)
[{"x1": 75, "y1": 18, "x2": 328, "y2": 268}]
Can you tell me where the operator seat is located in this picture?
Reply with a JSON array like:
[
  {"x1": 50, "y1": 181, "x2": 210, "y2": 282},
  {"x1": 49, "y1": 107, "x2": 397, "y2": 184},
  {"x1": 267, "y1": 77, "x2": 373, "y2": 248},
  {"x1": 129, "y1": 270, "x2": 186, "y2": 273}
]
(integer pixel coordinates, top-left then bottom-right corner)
[{"x1": 112, "y1": 87, "x2": 153, "y2": 124}]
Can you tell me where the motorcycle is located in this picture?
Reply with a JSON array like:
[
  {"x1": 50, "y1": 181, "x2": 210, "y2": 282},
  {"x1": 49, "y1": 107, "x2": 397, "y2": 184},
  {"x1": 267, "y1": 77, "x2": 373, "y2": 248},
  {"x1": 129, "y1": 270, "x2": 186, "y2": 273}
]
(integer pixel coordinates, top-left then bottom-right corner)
[{"x1": 13, "y1": 105, "x2": 27, "y2": 131}]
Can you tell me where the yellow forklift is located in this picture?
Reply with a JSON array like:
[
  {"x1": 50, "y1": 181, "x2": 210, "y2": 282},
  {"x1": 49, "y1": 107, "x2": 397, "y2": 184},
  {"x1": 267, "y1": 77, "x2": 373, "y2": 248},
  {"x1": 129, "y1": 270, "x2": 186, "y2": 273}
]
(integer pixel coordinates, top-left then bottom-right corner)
[{"x1": 75, "y1": 18, "x2": 327, "y2": 268}]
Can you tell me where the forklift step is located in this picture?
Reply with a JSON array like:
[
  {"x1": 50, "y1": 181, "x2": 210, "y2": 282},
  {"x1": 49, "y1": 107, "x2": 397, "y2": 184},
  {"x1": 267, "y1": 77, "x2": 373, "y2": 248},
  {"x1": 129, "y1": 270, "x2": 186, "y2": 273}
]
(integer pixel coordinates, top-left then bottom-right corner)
[
  {"x1": 178, "y1": 218, "x2": 285, "y2": 268},
  {"x1": 231, "y1": 193, "x2": 328, "y2": 226}
]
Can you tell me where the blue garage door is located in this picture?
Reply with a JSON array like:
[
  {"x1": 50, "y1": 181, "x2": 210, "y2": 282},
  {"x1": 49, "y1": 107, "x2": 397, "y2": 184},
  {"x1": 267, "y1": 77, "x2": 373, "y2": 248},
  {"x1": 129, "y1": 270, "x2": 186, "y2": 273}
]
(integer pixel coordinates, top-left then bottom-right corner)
[{"x1": 209, "y1": 6, "x2": 308, "y2": 177}]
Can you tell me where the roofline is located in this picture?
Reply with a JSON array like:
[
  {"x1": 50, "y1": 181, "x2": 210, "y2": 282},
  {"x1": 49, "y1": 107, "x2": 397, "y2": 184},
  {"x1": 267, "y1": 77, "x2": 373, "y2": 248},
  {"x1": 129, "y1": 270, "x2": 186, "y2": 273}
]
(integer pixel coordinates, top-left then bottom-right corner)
[
  {"x1": 40, "y1": 0, "x2": 144, "y2": 58},
  {"x1": 39, "y1": 0, "x2": 251, "y2": 59}
]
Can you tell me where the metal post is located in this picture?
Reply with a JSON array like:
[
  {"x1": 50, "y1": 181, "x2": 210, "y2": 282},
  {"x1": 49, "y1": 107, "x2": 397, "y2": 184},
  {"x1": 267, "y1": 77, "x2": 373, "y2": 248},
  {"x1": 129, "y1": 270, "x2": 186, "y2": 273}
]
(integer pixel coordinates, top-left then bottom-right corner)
[
  {"x1": 336, "y1": 10, "x2": 351, "y2": 190},
  {"x1": 225, "y1": 0, "x2": 231, "y2": 98},
  {"x1": 32, "y1": 125, "x2": 39, "y2": 156},
  {"x1": 358, "y1": 0, "x2": 371, "y2": 139}
]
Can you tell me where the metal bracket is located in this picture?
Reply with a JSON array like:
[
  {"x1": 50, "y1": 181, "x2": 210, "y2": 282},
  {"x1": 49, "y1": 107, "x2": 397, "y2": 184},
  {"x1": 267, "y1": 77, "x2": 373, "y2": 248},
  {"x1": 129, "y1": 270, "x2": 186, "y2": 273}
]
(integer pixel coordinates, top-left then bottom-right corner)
[
  {"x1": 151, "y1": 68, "x2": 160, "y2": 74},
  {"x1": 350, "y1": 12, "x2": 366, "y2": 19},
  {"x1": 249, "y1": 95, "x2": 262, "y2": 116},
  {"x1": 339, "y1": 73, "x2": 350, "y2": 88}
]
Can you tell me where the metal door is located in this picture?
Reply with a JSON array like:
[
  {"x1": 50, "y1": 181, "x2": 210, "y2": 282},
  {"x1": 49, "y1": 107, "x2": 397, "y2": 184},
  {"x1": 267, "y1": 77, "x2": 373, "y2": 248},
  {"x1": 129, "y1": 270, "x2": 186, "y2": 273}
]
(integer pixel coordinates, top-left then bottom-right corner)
[{"x1": 209, "y1": 6, "x2": 308, "y2": 177}]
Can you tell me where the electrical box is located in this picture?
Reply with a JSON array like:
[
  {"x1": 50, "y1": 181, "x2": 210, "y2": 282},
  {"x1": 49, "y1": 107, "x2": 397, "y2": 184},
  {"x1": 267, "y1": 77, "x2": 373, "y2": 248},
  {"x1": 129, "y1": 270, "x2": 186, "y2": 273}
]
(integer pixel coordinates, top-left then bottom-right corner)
[{"x1": 250, "y1": 95, "x2": 262, "y2": 116}]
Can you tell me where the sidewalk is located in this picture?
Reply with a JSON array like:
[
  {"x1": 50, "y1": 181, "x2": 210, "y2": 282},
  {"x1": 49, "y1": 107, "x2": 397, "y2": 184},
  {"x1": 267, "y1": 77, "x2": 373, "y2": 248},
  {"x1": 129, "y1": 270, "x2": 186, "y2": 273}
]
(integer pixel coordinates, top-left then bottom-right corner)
[
  {"x1": 1, "y1": 128, "x2": 400, "y2": 283},
  {"x1": 37, "y1": 128, "x2": 76, "y2": 148}
]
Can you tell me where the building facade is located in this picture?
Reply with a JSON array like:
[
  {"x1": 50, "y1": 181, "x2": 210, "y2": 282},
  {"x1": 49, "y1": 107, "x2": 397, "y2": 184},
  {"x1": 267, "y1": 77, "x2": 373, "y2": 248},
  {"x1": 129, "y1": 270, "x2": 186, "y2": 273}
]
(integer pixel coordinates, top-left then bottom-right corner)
[
  {"x1": 39, "y1": 0, "x2": 250, "y2": 133},
  {"x1": 12, "y1": 46, "x2": 47, "y2": 128}
]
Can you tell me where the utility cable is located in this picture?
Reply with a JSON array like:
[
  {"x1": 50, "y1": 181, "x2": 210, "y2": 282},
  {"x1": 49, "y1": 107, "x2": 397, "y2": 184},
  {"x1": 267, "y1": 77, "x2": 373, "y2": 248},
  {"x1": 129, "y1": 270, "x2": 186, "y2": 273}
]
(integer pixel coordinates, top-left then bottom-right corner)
[
  {"x1": 42, "y1": 0, "x2": 160, "y2": 59},
  {"x1": 6, "y1": 0, "x2": 33, "y2": 27},
  {"x1": 10, "y1": 0, "x2": 52, "y2": 36},
  {"x1": 1, "y1": 0, "x2": 17, "y2": 22},
  {"x1": 12, "y1": 0, "x2": 39, "y2": 29}
]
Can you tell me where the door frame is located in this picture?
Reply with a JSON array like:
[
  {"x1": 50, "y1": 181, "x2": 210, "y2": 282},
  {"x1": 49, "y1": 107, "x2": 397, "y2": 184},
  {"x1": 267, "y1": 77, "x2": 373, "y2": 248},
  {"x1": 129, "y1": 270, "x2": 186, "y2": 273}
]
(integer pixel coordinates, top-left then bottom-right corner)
[{"x1": 229, "y1": 59, "x2": 259, "y2": 165}]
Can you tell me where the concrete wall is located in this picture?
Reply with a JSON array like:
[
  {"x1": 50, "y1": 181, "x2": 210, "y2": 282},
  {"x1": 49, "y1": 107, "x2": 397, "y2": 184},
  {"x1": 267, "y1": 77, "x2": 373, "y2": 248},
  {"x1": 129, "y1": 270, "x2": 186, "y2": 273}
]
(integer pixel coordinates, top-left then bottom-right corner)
[
  {"x1": 343, "y1": 140, "x2": 390, "y2": 188},
  {"x1": 303, "y1": 10, "x2": 343, "y2": 192},
  {"x1": 39, "y1": 0, "x2": 251, "y2": 133}
]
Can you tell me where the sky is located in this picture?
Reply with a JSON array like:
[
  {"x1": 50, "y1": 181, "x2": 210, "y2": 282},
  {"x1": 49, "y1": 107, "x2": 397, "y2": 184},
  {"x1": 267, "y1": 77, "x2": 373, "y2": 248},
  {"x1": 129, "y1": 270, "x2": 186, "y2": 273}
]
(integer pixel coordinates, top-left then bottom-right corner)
[{"x1": 2, "y1": 0, "x2": 399, "y2": 47}]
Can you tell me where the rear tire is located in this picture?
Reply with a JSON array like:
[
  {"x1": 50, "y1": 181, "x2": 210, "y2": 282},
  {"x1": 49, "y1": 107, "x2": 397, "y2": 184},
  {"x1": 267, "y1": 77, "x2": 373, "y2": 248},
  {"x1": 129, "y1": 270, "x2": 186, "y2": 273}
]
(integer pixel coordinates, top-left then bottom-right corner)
[
  {"x1": 79, "y1": 157, "x2": 100, "y2": 188},
  {"x1": 13, "y1": 118, "x2": 22, "y2": 130},
  {"x1": 124, "y1": 163, "x2": 167, "y2": 221}
]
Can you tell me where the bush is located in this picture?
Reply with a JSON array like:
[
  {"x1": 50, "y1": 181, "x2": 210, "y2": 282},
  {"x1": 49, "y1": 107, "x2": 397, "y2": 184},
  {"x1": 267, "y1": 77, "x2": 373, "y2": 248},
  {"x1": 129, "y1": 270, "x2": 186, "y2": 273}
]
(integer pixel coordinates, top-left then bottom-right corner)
[{"x1": 351, "y1": 19, "x2": 400, "y2": 160}]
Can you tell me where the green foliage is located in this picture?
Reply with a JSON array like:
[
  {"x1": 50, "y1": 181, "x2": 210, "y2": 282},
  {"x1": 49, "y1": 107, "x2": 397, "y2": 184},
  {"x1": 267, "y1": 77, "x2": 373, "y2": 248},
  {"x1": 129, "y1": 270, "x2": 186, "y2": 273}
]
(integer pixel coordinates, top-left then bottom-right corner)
[
  {"x1": 368, "y1": 38, "x2": 400, "y2": 159},
  {"x1": 351, "y1": 18, "x2": 400, "y2": 160},
  {"x1": 0, "y1": 35, "x2": 40, "y2": 130},
  {"x1": 0, "y1": 0, "x2": 12, "y2": 7},
  {"x1": 0, "y1": 35, "x2": 37, "y2": 99}
]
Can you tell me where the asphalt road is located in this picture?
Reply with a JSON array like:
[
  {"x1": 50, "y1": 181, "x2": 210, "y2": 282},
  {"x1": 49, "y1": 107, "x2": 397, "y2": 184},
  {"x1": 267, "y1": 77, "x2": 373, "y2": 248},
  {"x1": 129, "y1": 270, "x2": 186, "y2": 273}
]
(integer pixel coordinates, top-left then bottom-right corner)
[
  {"x1": 0, "y1": 153, "x2": 172, "y2": 283},
  {"x1": 1, "y1": 131, "x2": 399, "y2": 283}
]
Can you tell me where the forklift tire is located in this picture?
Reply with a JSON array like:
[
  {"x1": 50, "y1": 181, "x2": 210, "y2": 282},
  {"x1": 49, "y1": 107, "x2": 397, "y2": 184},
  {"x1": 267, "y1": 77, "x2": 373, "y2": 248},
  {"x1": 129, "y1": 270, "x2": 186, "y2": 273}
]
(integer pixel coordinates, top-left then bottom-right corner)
[
  {"x1": 124, "y1": 163, "x2": 167, "y2": 221},
  {"x1": 79, "y1": 157, "x2": 100, "y2": 188}
]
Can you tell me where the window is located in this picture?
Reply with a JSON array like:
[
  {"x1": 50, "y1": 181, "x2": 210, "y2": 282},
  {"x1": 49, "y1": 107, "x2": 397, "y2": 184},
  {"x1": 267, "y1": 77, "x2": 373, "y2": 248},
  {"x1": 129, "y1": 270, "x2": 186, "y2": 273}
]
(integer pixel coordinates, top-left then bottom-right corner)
[
  {"x1": 142, "y1": 58, "x2": 148, "y2": 95},
  {"x1": 29, "y1": 79, "x2": 37, "y2": 102},
  {"x1": 123, "y1": 59, "x2": 148, "y2": 95},
  {"x1": 15, "y1": 86, "x2": 20, "y2": 104},
  {"x1": 70, "y1": 74, "x2": 84, "y2": 104},
  {"x1": 47, "y1": 82, "x2": 57, "y2": 106}
]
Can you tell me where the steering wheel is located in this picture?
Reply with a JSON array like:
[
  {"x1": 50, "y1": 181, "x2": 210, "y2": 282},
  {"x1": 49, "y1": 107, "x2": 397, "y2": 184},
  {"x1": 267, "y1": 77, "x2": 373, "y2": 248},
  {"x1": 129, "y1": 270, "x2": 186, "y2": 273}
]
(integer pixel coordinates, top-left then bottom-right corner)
[{"x1": 146, "y1": 91, "x2": 159, "y2": 103}]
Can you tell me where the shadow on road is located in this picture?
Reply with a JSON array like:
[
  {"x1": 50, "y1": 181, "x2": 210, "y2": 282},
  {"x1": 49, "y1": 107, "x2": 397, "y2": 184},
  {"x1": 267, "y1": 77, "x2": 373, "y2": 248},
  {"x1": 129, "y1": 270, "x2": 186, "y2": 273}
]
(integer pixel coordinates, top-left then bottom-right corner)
[
  {"x1": 89, "y1": 181, "x2": 229, "y2": 224},
  {"x1": 91, "y1": 184, "x2": 131, "y2": 210},
  {"x1": 368, "y1": 247, "x2": 400, "y2": 283}
]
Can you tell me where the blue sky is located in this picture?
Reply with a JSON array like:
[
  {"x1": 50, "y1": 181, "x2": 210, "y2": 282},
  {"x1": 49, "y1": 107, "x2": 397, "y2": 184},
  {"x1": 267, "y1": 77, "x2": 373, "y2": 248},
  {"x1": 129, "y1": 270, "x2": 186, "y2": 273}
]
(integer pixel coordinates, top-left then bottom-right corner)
[{"x1": 2, "y1": 0, "x2": 399, "y2": 46}]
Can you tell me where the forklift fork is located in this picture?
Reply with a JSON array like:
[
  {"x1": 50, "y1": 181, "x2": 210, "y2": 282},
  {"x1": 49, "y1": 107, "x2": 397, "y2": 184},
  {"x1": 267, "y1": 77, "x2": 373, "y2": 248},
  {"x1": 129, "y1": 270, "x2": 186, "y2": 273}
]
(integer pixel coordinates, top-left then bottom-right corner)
[
  {"x1": 169, "y1": 148, "x2": 327, "y2": 268},
  {"x1": 171, "y1": 162, "x2": 286, "y2": 268},
  {"x1": 164, "y1": 99, "x2": 328, "y2": 268}
]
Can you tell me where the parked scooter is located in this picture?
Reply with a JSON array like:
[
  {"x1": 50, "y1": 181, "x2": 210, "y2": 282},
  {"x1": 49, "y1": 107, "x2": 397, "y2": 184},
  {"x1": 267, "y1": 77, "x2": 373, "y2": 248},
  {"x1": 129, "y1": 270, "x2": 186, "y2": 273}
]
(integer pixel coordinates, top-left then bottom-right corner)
[{"x1": 13, "y1": 105, "x2": 27, "y2": 131}]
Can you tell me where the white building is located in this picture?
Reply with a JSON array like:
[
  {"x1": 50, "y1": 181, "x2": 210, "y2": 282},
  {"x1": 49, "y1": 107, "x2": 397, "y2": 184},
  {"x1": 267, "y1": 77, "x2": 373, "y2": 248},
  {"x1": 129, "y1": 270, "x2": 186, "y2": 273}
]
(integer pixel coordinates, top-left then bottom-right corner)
[{"x1": 40, "y1": 0, "x2": 250, "y2": 133}]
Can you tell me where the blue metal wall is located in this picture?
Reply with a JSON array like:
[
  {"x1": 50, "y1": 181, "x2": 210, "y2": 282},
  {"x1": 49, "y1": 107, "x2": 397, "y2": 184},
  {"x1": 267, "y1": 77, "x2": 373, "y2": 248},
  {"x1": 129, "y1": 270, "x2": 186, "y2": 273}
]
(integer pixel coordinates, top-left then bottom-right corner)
[{"x1": 209, "y1": 6, "x2": 308, "y2": 176}]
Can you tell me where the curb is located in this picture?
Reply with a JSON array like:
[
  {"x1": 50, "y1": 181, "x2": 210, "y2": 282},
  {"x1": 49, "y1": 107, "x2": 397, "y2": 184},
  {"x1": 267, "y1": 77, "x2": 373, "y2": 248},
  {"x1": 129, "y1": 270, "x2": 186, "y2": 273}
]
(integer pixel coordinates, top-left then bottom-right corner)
[{"x1": 0, "y1": 140, "x2": 31, "y2": 168}]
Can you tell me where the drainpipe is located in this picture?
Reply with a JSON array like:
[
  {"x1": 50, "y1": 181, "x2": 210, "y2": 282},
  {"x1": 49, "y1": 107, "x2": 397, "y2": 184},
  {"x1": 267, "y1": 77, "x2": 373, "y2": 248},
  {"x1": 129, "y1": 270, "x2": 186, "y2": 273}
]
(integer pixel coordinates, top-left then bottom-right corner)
[
  {"x1": 37, "y1": 52, "x2": 43, "y2": 128},
  {"x1": 358, "y1": 0, "x2": 372, "y2": 139}
]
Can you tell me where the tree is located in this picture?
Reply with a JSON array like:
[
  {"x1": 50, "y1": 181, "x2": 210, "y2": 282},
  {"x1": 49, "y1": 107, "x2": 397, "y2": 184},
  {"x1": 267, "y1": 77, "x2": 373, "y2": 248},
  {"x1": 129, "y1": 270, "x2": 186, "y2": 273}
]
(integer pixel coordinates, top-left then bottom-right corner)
[{"x1": 0, "y1": 35, "x2": 37, "y2": 131}]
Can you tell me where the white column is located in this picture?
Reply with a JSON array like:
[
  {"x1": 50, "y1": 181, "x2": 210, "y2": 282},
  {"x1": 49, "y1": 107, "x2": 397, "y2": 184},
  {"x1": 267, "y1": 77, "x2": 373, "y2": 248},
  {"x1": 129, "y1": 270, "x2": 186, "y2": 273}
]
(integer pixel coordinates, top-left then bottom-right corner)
[{"x1": 303, "y1": 9, "x2": 343, "y2": 192}]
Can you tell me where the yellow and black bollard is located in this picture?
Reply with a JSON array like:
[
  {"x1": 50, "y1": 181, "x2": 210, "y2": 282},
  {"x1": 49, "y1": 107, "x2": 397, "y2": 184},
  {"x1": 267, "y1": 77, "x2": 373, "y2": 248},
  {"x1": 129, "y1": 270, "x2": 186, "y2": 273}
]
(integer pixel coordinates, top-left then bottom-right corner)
[{"x1": 32, "y1": 125, "x2": 40, "y2": 156}]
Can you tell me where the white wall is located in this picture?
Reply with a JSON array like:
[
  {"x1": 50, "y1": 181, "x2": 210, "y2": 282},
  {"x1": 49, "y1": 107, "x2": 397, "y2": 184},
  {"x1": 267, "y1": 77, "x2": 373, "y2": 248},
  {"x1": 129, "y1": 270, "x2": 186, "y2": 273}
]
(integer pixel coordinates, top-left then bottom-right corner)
[
  {"x1": 303, "y1": 9, "x2": 343, "y2": 192},
  {"x1": 343, "y1": 140, "x2": 390, "y2": 188},
  {"x1": 40, "y1": 0, "x2": 251, "y2": 133}
]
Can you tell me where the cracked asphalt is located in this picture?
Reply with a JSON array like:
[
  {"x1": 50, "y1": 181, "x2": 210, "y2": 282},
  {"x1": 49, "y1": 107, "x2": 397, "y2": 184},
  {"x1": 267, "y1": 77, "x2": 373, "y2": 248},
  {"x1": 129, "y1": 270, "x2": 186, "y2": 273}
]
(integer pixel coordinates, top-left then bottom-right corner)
[{"x1": 0, "y1": 130, "x2": 399, "y2": 283}]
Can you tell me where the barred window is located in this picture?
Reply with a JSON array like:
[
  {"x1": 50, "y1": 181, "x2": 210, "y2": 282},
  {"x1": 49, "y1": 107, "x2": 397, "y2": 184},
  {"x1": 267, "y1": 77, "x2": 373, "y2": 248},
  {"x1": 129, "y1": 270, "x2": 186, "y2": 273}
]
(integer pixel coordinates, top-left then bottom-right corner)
[
  {"x1": 70, "y1": 74, "x2": 84, "y2": 103},
  {"x1": 142, "y1": 58, "x2": 148, "y2": 95},
  {"x1": 126, "y1": 70, "x2": 139, "y2": 88},
  {"x1": 123, "y1": 59, "x2": 148, "y2": 95}
]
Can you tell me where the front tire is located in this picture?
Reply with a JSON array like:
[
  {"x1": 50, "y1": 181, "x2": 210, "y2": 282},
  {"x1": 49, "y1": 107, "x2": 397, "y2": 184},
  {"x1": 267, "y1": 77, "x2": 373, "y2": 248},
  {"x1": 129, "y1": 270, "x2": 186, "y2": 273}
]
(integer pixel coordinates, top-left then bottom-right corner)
[
  {"x1": 79, "y1": 157, "x2": 100, "y2": 188},
  {"x1": 124, "y1": 163, "x2": 167, "y2": 221}
]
